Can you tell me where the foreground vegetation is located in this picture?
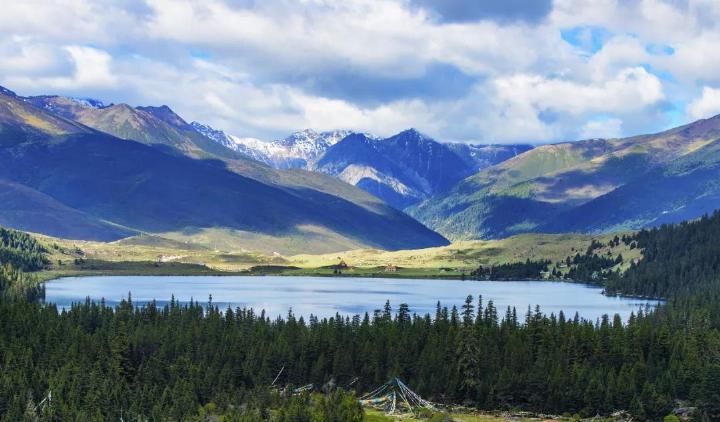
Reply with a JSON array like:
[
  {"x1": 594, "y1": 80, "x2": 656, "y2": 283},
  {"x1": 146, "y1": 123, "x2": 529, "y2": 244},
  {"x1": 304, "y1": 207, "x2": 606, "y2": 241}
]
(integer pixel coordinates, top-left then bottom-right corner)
[
  {"x1": 5, "y1": 287, "x2": 703, "y2": 420},
  {"x1": 3, "y1": 213, "x2": 720, "y2": 419}
]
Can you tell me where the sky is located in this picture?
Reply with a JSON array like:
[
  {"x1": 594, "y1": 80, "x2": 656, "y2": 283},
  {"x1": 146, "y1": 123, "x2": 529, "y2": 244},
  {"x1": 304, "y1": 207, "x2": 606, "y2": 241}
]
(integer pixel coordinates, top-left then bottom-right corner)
[{"x1": 2, "y1": 0, "x2": 720, "y2": 143}]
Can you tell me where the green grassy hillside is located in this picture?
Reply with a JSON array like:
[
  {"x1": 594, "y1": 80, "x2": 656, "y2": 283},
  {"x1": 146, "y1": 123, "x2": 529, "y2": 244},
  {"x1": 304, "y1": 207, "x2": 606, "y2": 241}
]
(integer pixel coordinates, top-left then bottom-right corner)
[
  {"x1": 546, "y1": 138, "x2": 720, "y2": 232},
  {"x1": 410, "y1": 114, "x2": 720, "y2": 240}
]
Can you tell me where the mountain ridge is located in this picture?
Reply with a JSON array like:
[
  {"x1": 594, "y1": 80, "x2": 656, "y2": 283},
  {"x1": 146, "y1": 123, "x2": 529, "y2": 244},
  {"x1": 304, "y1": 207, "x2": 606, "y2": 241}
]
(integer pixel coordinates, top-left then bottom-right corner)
[
  {"x1": 410, "y1": 113, "x2": 720, "y2": 240},
  {"x1": 194, "y1": 123, "x2": 532, "y2": 209},
  {"x1": 0, "y1": 86, "x2": 448, "y2": 253}
]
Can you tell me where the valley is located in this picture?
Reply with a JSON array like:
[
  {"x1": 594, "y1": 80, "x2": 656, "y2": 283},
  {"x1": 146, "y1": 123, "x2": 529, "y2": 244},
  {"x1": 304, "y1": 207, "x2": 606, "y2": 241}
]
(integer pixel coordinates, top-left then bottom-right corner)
[
  {"x1": 33, "y1": 229, "x2": 640, "y2": 285},
  {"x1": 2, "y1": 213, "x2": 718, "y2": 420},
  {"x1": 6, "y1": 3, "x2": 720, "y2": 420}
]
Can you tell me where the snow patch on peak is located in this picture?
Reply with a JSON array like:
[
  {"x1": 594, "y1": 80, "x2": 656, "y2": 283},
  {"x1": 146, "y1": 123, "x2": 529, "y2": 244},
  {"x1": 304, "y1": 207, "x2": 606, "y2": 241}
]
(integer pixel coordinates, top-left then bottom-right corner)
[
  {"x1": 190, "y1": 121, "x2": 286, "y2": 166},
  {"x1": 69, "y1": 97, "x2": 107, "y2": 109},
  {"x1": 275, "y1": 129, "x2": 354, "y2": 166},
  {"x1": 191, "y1": 121, "x2": 233, "y2": 147},
  {"x1": 194, "y1": 123, "x2": 359, "y2": 169}
]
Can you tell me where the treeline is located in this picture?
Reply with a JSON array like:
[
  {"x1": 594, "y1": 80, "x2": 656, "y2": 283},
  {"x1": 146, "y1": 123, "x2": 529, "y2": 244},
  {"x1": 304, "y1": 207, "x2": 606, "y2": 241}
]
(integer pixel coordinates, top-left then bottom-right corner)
[
  {"x1": 563, "y1": 252, "x2": 620, "y2": 282},
  {"x1": 605, "y1": 211, "x2": 720, "y2": 298},
  {"x1": 469, "y1": 239, "x2": 624, "y2": 283},
  {"x1": 1, "y1": 294, "x2": 718, "y2": 420},
  {"x1": 0, "y1": 227, "x2": 46, "y2": 301},
  {"x1": 470, "y1": 259, "x2": 550, "y2": 280},
  {"x1": 0, "y1": 227, "x2": 48, "y2": 272}
]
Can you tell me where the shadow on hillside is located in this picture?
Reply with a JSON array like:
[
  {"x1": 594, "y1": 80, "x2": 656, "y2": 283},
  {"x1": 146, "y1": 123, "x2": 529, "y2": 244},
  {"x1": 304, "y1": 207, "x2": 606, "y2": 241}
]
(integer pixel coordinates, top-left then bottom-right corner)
[{"x1": 0, "y1": 133, "x2": 447, "y2": 250}]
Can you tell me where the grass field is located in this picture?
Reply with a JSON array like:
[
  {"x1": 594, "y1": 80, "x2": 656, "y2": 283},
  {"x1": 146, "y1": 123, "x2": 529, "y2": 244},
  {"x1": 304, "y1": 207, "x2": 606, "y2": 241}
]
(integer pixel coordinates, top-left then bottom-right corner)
[
  {"x1": 288, "y1": 232, "x2": 640, "y2": 275},
  {"x1": 32, "y1": 231, "x2": 641, "y2": 282}
]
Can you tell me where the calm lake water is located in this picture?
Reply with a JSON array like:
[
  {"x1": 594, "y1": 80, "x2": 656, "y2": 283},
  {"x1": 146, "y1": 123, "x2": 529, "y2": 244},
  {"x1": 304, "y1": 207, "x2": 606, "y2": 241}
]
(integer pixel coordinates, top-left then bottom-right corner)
[{"x1": 44, "y1": 276, "x2": 661, "y2": 322}]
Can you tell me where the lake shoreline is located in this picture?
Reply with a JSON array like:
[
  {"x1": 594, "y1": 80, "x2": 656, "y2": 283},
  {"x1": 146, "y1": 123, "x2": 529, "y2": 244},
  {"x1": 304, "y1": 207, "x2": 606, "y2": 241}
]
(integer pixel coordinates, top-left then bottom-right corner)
[
  {"x1": 39, "y1": 266, "x2": 664, "y2": 304},
  {"x1": 43, "y1": 274, "x2": 662, "y2": 322}
]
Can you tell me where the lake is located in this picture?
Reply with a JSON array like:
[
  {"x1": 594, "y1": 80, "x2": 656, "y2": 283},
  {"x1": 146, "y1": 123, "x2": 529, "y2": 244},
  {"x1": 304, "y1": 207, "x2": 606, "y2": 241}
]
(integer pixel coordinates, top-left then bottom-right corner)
[{"x1": 43, "y1": 276, "x2": 661, "y2": 322}]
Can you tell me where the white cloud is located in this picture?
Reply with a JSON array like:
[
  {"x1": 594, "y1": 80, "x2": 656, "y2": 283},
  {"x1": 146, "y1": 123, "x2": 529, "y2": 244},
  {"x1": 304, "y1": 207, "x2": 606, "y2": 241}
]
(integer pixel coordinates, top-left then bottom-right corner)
[
  {"x1": 587, "y1": 36, "x2": 649, "y2": 82},
  {"x1": 660, "y1": 33, "x2": 720, "y2": 85},
  {"x1": 0, "y1": 38, "x2": 73, "y2": 76},
  {"x1": 144, "y1": 0, "x2": 433, "y2": 77},
  {"x1": 3, "y1": 45, "x2": 115, "y2": 91},
  {"x1": 64, "y1": 46, "x2": 116, "y2": 87},
  {"x1": 580, "y1": 118, "x2": 623, "y2": 139},
  {"x1": 0, "y1": 0, "x2": 717, "y2": 143},
  {"x1": 687, "y1": 87, "x2": 720, "y2": 120},
  {"x1": 493, "y1": 67, "x2": 663, "y2": 117},
  {"x1": 289, "y1": 93, "x2": 437, "y2": 137}
]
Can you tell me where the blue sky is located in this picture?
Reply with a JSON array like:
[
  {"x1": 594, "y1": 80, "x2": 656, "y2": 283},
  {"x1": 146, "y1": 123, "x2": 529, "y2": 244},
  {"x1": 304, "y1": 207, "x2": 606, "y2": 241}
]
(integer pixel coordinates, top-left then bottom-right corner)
[{"x1": 2, "y1": 0, "x2": 720, "y2": 143}]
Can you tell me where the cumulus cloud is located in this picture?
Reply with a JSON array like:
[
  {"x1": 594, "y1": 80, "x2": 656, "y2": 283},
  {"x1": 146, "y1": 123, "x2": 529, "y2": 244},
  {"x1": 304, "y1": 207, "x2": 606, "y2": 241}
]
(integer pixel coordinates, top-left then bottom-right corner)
[
  {"x1": 687, "y1": 87, "x2": 720, "y2": 120},
  {"x1": 3, "y1": 45, "x2": 116, "y2": 91},
  {"x1": 493, "y1": 67, "x2": 663, "y2": 117},
  {"x1": 0, "y1": 0, "x2": 717, "y2": 142}
]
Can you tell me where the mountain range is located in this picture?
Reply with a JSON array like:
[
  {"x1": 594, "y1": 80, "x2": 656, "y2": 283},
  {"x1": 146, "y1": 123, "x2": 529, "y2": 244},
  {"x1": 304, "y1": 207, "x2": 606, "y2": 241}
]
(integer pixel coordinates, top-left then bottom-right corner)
[
  {"x1": 314, "y1": 130, "x2": 530, "y2": 209},
  {"x1": 193, "y1": 122, "x2": 531, "y2": 209},
  {"x1": 7, "y1": 83, "x2": 720, "y2": 249},
  {"x1": 0, "y1": 87, "x2": 448, "y2": 254}
]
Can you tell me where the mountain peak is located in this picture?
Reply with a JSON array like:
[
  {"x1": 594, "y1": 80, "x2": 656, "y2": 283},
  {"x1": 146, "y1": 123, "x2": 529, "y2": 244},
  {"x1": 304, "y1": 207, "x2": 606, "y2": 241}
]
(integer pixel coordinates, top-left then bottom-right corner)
[
  {"x1": 281, "y1": 128, "x2": 353, "y2": 148},
  {"x1": 387, "y1": 128, "x2": 434, "y2": 147},
  {"x1": 0, "y1": 86, "x2": 17, "y2": 98},
  {"x1": 190, "y1": 121, "x2": 234, "y2": 146},
  {"x1": 285, "y1": 128, "x2": 319, "y2": 142},
  {"x1": 398, "y1": 128, "x2": 429, "y2": 139},
  {"x1": 108, "y1": 103, "x2": 136, "y2": 113},
  {"x1": 340, "y1": 132, "x2": 374, "y2": 144},
  {"x1": 136, "y1": 105, "x2": 189, "y2": 128}
]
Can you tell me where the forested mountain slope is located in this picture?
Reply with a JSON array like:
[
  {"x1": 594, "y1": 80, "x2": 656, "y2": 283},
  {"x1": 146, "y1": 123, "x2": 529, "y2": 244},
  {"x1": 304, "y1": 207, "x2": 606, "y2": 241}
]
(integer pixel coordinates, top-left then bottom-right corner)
[{"x1": 606, "y1": 210, "x2": 720, "y2": 298}]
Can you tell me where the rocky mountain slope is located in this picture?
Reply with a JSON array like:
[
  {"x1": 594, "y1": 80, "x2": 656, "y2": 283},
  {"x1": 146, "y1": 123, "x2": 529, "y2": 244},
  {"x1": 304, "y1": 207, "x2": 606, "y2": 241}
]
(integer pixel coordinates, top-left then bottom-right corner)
[
  {"x1": 191, "y1": 123, "x2": 353, "y2": 169},
  {"x1": 316, "y1": 130, "x2": 470, "y2": 208},
  {"x1": 194, "y1": 122, "x2": 531, "y2": 209}
]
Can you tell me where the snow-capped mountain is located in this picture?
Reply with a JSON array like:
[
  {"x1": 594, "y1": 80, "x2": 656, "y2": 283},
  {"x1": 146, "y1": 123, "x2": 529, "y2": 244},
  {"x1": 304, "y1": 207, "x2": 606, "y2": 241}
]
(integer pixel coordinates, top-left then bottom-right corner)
[
  {"x1": 0, "y1": 86, "x2": 17, "y2": 97},
  {"x1": 24, "y1": 95, "x2": 110, "y2": 118},
  {"x1": 314, "y1": 129, "x2": 474, "y2": 208},
  {"x1": 190, "y1": 121, "x2": 236, "y2": 149},
  {"x1": 314, "y1": 129, "x2": 534, "y2": 209},
  {"x1": 446, "y1": 143, "x2": 533, "y2": 172},
  {"x1": 190, "y1": 123, "x2": 355, "y2": 169},
  {"x1": 189, "y1": 121, "x2": 272, "y2": 164},
  {"x1": 274, "y1": 129, "x2": 352, "y2": 167},
  {"x1": 192, "y1": 122, "x2": 532, "y2": 209}
]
